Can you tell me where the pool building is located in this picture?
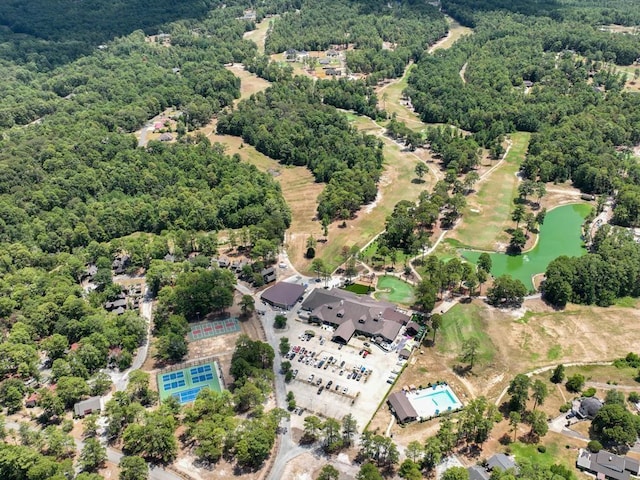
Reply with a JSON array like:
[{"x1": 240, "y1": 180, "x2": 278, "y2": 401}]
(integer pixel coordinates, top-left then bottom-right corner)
[{"x1": 388, "y1": 383, "x2": 463, "y2": 423}]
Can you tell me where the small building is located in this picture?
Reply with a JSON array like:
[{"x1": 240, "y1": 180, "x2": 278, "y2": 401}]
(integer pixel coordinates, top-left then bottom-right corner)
[
  {"x1": 467, "y1": 466, "x2": 490, "y2": 480},
  {"x1": 487, "y1": 453, "x2": 519, "y2": 473},
  {"x1": 105, "y1": 294, "x2": 128, "y2": 313},
  {"x1": 261, "y1": 282, "x2": 306, "y2": 310},
  {"x1": 217, "y1": 257, "x2": 230, "y2": 268},
  {"x1": 25, "y1": 393, "x2": 39, "y2": 408},
  {"x1": 261, "y1": 266, "x2": 277, "y2": 284},
  {"x1": 74, "y1": 396, "x2": 102, "y2": 417},
  {"x1": 241, "y1": 10, "x2": 256, "y2": 21},
  {"x1": 297, "y1": 50, "x2": 309, "y2": 60},
  {"x1": 387, "y1": 391, "x2": 418, "y2": 423},
  {"x1": 325, "y1": 68, "x2": 341, "y2": 76},
  {"x1": 112, "y1": 254, "x2": 130, "y2": 274},
  {"x1": 285, "y1": 49, "x2": 298, "y2": 61},
  {"x1": 326, "y1": 49, "x2": 339, "y2": 57},
  {"x1": 163, "y1": 253, "x2": 176, "y2": 263},
  {"x1": 159, "y1": 133, "x2": 173, "y2": 142},
  {"x1": 523, "y1": 80, "x2": 534, "y2": 88},
  {"x1": 319, "y1": 58, "x2": 331, "y2": 65},
  {"x1": 398, "y1": 347, "x2": 412, "y2": 359},
  {"x1": 572, "y1": 397, "x2": 603, "y2": 420},
  {"x1": 405, "y1": 320, "x2": 421, "y2": 336},
  {"x1": 577, "y1": 449, "x2": 640, "y2": 480}
]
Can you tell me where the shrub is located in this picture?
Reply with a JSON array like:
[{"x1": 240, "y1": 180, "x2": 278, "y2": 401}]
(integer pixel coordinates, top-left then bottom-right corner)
[
  {"x1": 628, "y1": 392, "x2": 640, "y2": 404},
  {"x1": 583, "y1": 387, "x2": 596, "y2": 397},
  {"x1": 566, "y1": 374, "x2": 585, "y2": 393},
  {"x1": 559, "y1": 402, "x2": 571, "y2": 413},
  {"x1": 588, "y1": 440, "x2": 602, "y2": 453},
  {"x1": 537, "y1": 445, "x2": 546, "y2": 453}
]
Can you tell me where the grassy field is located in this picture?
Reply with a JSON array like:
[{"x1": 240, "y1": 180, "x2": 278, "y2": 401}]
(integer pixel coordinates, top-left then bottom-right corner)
[
  {"x1": 316, "y1": 116, "x2": 430, "y2": 271},
  {"x1": 438, "y1": 303, "x2": 496, "y2": 364},
  {"x1": 243, "y1": 17, "x2": 272, "y2": 54},
  {"x1": 374, "y1": 276, "x2": 415, "y2": 305},
  {"x1": 450, "y1": 132, "x2": 531, "y2": 250}
]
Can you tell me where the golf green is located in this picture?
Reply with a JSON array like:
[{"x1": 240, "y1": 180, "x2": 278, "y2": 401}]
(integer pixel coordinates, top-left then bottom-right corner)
[
  {"x1": 463, "y1": 203, "x2": 590, "y2": 290},
  {"x1": 375, "y1": 276, "x2": 415, "y2": 305}
]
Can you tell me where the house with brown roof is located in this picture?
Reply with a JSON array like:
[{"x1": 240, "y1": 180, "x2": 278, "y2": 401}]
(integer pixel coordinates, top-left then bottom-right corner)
[
  {"x1": 261, "y1": 282, "x2": 306, "y2": 310},
  {"x1": 387, "y1": 391, "x2": 418, "y2": 423},
  {"x1": 300, "y1": 288, "x2": 408, "y2": 344}
]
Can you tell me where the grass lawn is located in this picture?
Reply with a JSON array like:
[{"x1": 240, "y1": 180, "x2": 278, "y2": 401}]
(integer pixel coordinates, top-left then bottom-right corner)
[
  {"x1": 450, "y1": 132, "x2": 531, "y2": 250},
  {"x1": 343, "y1": 283, "x2": 374, "y2": 295},
  {"x1": 438, "y1": 303, "x2": 495, "y2": 365},
  {"x1": 614, "y1": 296, "x2": 639, "y2": 308},
  {"x1": 374, "y1": 276, "x2": 415, "y2": 305},
  {"x1": 563, "y1": 364, "x2": 639, "y2": 386},
  {"x1": 509, "y1": 435, "x2": 579, "y2": 471},
  {"x1": 361, "y1": 240, "x2": 413, "y2": 266}
]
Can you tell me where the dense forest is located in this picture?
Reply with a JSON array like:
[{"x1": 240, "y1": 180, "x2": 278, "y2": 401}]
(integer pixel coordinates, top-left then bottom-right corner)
[
  {"x1": 266, "y1": 0, "x2": 448, "y2": 82},
  {"x1": 407, "y1": 0, "x2": 640, "y2": 230},
  {"x1": 217, "y1": 77, "x2": 384, "y2": 220}
]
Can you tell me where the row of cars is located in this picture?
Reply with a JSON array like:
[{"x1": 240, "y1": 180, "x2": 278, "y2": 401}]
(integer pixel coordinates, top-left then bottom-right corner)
[
  {"x1": 307, "y1": 373, "x2": 349, "y2": 395},
  {"x1": 386, "y1": 359, "x2": 407, "y2": 384}
]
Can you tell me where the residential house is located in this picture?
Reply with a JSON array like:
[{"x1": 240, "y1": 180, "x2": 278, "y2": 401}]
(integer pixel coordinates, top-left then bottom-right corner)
[
  {"x1": 572, "y1": 397, "x2": 603, "y2": 420},
  {"x1": 577, "y1": 449, "x2": 640, "y2": 480},
  {"x1": 112, "y1": 254, "x2": 130, "y2": 275},
  {"x1": 261, "y1": 266, "x2": 277, "y2": 284},
  {"x1": 74, "y1": 396, "x2": 103, "y2": 418}
]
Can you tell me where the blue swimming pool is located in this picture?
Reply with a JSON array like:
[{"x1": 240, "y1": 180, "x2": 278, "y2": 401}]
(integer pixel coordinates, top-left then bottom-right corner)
[{"x1": 407, "y1": 384, "x2": 463, "y2": 419}]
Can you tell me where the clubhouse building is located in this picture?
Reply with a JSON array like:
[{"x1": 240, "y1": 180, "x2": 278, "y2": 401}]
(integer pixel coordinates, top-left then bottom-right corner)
[{"x1": 300, "y1": 288, "x2": 410, "y2": 344}]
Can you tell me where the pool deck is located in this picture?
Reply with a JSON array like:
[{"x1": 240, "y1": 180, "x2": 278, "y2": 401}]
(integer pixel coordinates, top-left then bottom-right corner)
[{"x1": 406, "y1": 383, "x2": 463, "y2": 419}]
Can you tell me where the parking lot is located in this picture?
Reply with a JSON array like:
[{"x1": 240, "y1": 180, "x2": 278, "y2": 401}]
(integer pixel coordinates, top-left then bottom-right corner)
[{"x1": 270, "y1": 290, "x2": 403, "y2": 429}]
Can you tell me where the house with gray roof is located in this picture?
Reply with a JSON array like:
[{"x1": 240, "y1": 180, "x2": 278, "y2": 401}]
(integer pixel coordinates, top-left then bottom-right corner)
[
  {"x1": 487, "y1": 453, "x2": 518, "y2": 473},
  {"x1": 74, "y1": 396, "x2": 102, "y2": 417},
  {"x1": 572, "y1": 397, "x2": 603, "y2": 420},
  {"x1": 577, "y1": 448, "x2": 640, "y2": 480},
  {"x1": 467, "y1": 466, "x2": 490, "y2": 480}
]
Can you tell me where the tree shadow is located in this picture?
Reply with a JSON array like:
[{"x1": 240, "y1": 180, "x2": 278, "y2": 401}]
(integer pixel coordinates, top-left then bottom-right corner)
[{"x1": 453, "y1": 364, "x2": 473, "y2": 376}]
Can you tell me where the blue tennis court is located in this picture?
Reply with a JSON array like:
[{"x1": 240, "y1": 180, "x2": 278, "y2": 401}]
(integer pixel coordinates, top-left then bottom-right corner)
[{"x1": 157, "y1": 361, "x2": 223, "y2": 405}]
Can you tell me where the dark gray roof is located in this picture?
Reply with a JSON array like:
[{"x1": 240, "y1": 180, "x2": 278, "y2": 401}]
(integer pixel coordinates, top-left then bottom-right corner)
[
  {"x1": 468, "y1": 466, "x2": 490, "y2": 480},
  {"x1": 387, "y1": 392, "x2": 418, "y2": 422},
  {"x1": 261, "y1": 282, "x2": 305, "y2": 308},
  {"x1": 578, "y1": 449, "x2": 640, "y2": 480},
  {"x1": 578, "y1": 397, "x2": 603, "y2": 419},
  {"x1": 487, "y1": 454, "x2": 518, "y2": 473}
]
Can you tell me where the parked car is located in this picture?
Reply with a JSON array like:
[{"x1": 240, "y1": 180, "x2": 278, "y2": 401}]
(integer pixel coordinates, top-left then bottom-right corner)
[
  {"x1": 293, "y1": 369, "x2": 298, "y2": 378},
  {"x1": 317, "y1": 386, "x2": 324, "y2": 395},
  {"x1": 335, "y1": 384, "x2": 340, "y2": 391},
  {"x1": 316, "y1": 378, "x2": 322, "y2": 386},
  {"x1": 340, "y1": 361, "x2": 345, "y2": 368},
  {"x1": 342, "y1": 387, "x2": 348, "y2": 394},
  {"x1": 362, "y1": 351, "x2": 368, "y2": 358},
  {"x1": 308, "y1": 374, "x2": 314, "y2": 382},
  {"x1": 326, "y1": 380, "x2": 333, "y2": 389}
]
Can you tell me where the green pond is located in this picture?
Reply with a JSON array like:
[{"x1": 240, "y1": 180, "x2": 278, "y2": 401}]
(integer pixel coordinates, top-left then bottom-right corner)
[{"x1": 463, "y1": 203, "x2": 590, "y2": 290}]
